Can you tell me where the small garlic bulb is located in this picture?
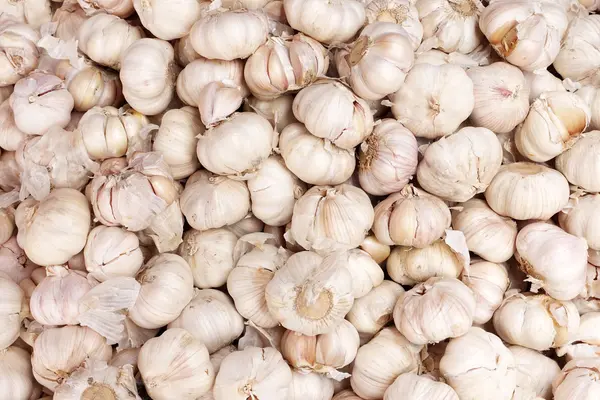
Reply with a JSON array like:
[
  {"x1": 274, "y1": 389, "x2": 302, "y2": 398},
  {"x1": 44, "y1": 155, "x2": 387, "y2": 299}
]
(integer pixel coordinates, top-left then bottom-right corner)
[
  {"x1": 479, "y1": 0, "x2": 569, "y2": 71},
  {"x1": 516, "y1": 222, "x2": 588, "y2": 301},
  {"x1": 84, "y1": 226, "x2": 144, "y2": 282},
  {"x1": 279, "y1": 123, "x2": 356, "y2": 185},
  {"x1": 358, "y1": 119, "x2": 418, "y2": 196},
  {"x1": 372, "y1": 185, "x2": 450, "y2": 247},
  {"x1": 350, "y1": 327, "x2": 423, "y2": 400},
  {"x1": 265, "y1": 251, "x2": 354, "y2": 336},
  {"x1": 190, "y1": 9, "x2": 270, "y2": 60},
  {"x1": 389, "y1": 63, "x2": 474, "y2": 139},
  {"x1": 554, "y1": 15, "x2": 600, "y2": 85},
  {"x1": 244, "y1": 95, "x2": 298, "y2": 132},
  {"x1": 484, "y1": 162, "x2": 570, "y2": 220},
  {"x1": 52, "y1": 1, "x2": 89, "y2": 41},
  {"x1": 289, "y1": 370, "x2": 335, "y2": 400},
  {"x1": 129, "y1": 253, "x2": 194, "y2": 329},
  {"x1": 417, "y1": 126, "x2": 503, "y2": 202},
  {"x1": 180, "y1": 170, "x2": 250, "y2": 231},
  {"x1": 510, "y1": 345, "x2": 560, "y2": 399},
  {"x1": 0, "y1": 100, "x2": 27, "y2": 151},
  {"x1": 553, "y1": 358, "x2": 600, "y2": 399},
  {"x1": 133, "y1": 0, "x2": 207, "y2": 40},
  {"x1": 556, "y1": 130, "x2": 600, "y2": 192},
  {"x1": 213, "y1": 347, "x2": 292, "y2": 400},
  {"x1": 15, "y1": 189, "x2": 91, "y2": 266},
  {"x1": 291, "y1": 184, "x2": 374, "y2": 254},
  {"x1": 523, "y1": 69, "x2": 566, "y2": 103},
  {"x1": 452, "y1": 198, "x2": 517, "y2": 263},
  {"x1": 0, "y1": 272, "x2": 25, "y2": 350},
  {"x1": 120, "y1": 39, "x2": 178, "y2": 116},
  {"x1": 384, "y1": 372, "x2": 459, "y2": 400},
  {"x1": 168, "y1": 289, "x2": 244, "y2": 354},
  {"x1": 462, "y1": 260, "x2": 509, "y2": 325},
  {"x1": 31, "y1": 326, "x2": 112, "y2": 391},
  {"x1": 284, "y1": 0, "x2": 366, "y2": 44},
  {"x1": 347, "y1": 280, "x2": 404, "y2": 334},
  {"x1": 138, "y1": 328, "x2": 214, "y2": 400},
  {"x1": 0, "y1": 19, "x2": 40, "y2": 86},
  {"x1": 440, "y1": 327, "x2": 516, "y2": 400},
  {"x1": 559, "y1": 194, "x2": 600, "y2": 253},
  {"x1": 0, "y1": 346, "x2": 35, "y2": 400}
]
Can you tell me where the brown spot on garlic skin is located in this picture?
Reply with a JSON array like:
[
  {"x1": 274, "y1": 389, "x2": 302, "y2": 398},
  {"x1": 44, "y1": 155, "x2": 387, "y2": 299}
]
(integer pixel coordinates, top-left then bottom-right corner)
[
  {"x1": 359, "y1": 133, "x2": 379, "y2": 171},
  {"x1": 448, "y1": 0, "x2": 478, "y2": 16},
  {"x1": 82, "y1": 383, "x2": 118, "y2": 400},
  {"x1": 376, "y1": 6, "x2": 409, "y2": 24},
  {"x1": 348, "y1": 36, "x2": 372, "y2": 67}
]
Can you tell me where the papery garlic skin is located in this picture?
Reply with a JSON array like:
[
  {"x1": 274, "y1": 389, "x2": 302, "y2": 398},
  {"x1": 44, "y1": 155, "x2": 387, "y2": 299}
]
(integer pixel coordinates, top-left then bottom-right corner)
[
  {"x1": 554, "y1": 15, "x2": 600, "y2": 85},
  {"x1": 0, "y1": 237, "x2": 38, "y2": 284},
  {"x1": 342, "y1": 249, "x2": 384, "y2": 299},
  {"x1": 479, "y1": 0, "x2": 568, "y2": 72},
  {"x1": 333, "y1": 390, "x2": 363, "y2": 400},
  {"x1": 365, "y1": 0, "x2": 423, "y2": 49},
  {"x1": 138, "y1": 328, "x2": 214, "y2": 400},
  {"x1": 350, "y1": 327, "x2": 423, "y2": 400},
  {"x1": 556, "y1": 130, "x2": 600, "y2": 192},
  {"x1": 553, "y1": 358, "x2": 600, "y2": 399},
  {"x1": 77, "y1": 0, "x2": 134, "y2": 17},
  {"x1": 559, "y1": 194, "x2": 600, "y2": 253},
  {"x1": 283, "y1": 0, "x2": 366, "y2": 44},
  {"x1": 389, "y1": 63, "x2": 474, "y2": 139},
  {"x1": 484, "y1": 162, "x2": 570, "y2": 220},
  {"x1": 347, "y1": 280, "x2": 404, "y2": 334},
  {"x1": 289, "y1": 370, "x2": 335, "y2": 400},
  {"x1": 52, "y1": 1, "x2": 89, "y2": 41},
  {"x1": 0, "y1": 346, "x2": 35, "y2": 400},
  {"x1": 133, "y1": 0, "x2": 206, "y2": 40},
  {"x1": 516, "y1": 222, "x2": 588, "y2": 301},
  {"x1": 291, "y1": 184, "x2": 374, "y2": 255},
  {"x1": 174, "y1": 34, "x2": 200, "y2": 67},
  {"x1": 523, "y1": 70, "x2": 565, "y2": 103},
  {"x1": 384, "y1": 372, "x2": 459, "y2": 400},
  {"x1": 0, "y1": 272, "x2": 25, "y2": 350},
  {"x1": 576, "y1": 85, "x2": 600, "y2": 130},
  {"x1": 0, "y1": 19, "x2": 40, "y2": 87},
  {"x1": 0, "y1": 0, "x2": 51, "y2": 28},
  {"x1": 279, "y1": 123, "x2": 356, "y2": 185},
  {"x1": 413, "y1": 48, "x2": 481, "y2": 68},
  {"x1": 440, "y1": 327, "x2": 516, "y2": 400},
  {"x1": 0, "y1": 100, "x2": 27, "y2": 151},
  {"x1": 462, "y1": 261, "x2": 509, "y2": 324},
  {"x1": 510, "y1": 345, "x2": 560, "y2": 399}
]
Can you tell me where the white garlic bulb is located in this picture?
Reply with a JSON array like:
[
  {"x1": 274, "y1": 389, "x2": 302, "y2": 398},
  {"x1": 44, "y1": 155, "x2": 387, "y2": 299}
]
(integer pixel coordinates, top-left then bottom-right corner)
[
  {"x1": 129, "y1": 253, "x2": 194, "y2": 329},
  {"x1": 168, "y1": 289, "x2": 244, "y2": 354},
  {"x1": 440, "y1": 327, "x2": 516, "y2": 400},
  {"x1": 373, "y1": 185, "x2": 450, "y2": 247},
  {"x1": 384, "y1": 372, "x2": 459, "y2": 400},
  {"x1": 138, "y1": 328, "x2": 214, "y2": 400},
  {"x1": 77, "y1": 0, "x2": 134, "y2": 17},
  {"x1": 244, "y1": 95, "x2": 298, "y2": 132},
  {"x1": 479, "y1": 0, "x2": 568, "y2": 72},
  {"x1": 462, "y1": 260, "x2": 509, "y2": 324},
  {"x1": 417, "y1": 126, "x2": 503, "y2": 202},
  {"x1": 0, "y1": 272, "x2": 25, "y2": 350},
  {"x1": 289, "y1": 370, "x2": 335, "y2": 400},
  {"x1": 365, "y1": 0, "x2": 423, "y2": 49},
  {"x1": 265, "y1": 251, "x2": 354, "y2": 336},
  {"x1": 556, "y1": 130, "x2": 600, "y2": 192},
  {"x1": 484, "y1": 162, "x2": 570, "y2": 220},
  {"x1": 523, "y1": 69, "x2": 566, "y2": 103},
  {"x1": 213, "y1": 347, "x2": 292, "y2": 400},
  {"x1": 0, "y1": 18, "x2": 40, "y2": 86},
  {"x1": 510, "y1": 346, "x2": 561, "y2": 399},
  {"x1": 553, "y1": 358, "x2": 600, "y2": 399},
  {"x1": 0, "y1": 100, "x2": 27, "y2": 152},
  {"x1": 576, "y1": 85, "x2": 600, "y2": 131},
  {"x1": 0, "y1": 346, "x2": 35, "y2": 400},
  {"x1": 283, "y1": 0, "x2": 366, "y2": 44},
  {"x1": 279, "y1": 123, "x2": 356, "y2": 185},
  {"x1": 358, "y1": 119, "x2": 418, "y2": 196},
  {"x1": 554, "y1": 15, "x2": 600, "y2": 85},
  {"x1": 133, "y1": 0, "x2": 206, "y2": 40},
  {"x1": 347, "y1": 280, "x2": 404, "y2": 334},
  {"x1": 350, "y1": 327, "x2": 423, "y2": 400},
  {"x1": 516, "y1": 222, "x2": 588, "y2": 301},
  {"x1": 291, "y1": 184, "x2": 374, "y2": 255},
  {"x1": 389, "y1": 63, "x2": 474, "y2": 139},
  {"x1": 559, "y1": 194, "x2": 600, "y2": 253}
]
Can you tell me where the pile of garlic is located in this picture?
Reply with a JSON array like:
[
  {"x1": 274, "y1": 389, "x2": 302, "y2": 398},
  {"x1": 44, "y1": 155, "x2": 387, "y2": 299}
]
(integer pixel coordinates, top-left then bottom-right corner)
[{"x1": 2, "y1": 0, "x2": 600, "y2": 399}]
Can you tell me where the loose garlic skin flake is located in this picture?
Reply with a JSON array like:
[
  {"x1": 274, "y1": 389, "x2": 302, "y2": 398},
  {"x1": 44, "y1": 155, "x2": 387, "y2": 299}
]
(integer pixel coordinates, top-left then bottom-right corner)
[
  {"x1": 384, "y1": 373, "x2": 459, "y2": 400},
  {"x1": 0, "y1": 19, "x2": 40, "y2": 87},
  {"x1": 554, "y1": 15, "x2": 600, "y2": 85},
  {"x1": 0, "y1": 346, "x2": 35, "y2": 400},
  {"x1": 347, "y1": 280, "x2": 404, "y2": 334},
  {"x1": 484, "y1": 163, "x2": 570, "y2": 221},
  {"x1": 389, "y1": 63, "x2": 474, "y2": 139},
  {"x1": 510, "y1": 346, "x2": 560, "y2": 399},
  {"x1": 553, "y1": 358, "x2": 600, "y2": 400},
  {"x1": 556, "y1": 131, "x2": 600, "y2": 192},
  {"x1": 133, "y1": 0, "x2": 206, "y2": 40},
  {"x1": 462, "y1": 261, "x2": 509, "y2": 325}
]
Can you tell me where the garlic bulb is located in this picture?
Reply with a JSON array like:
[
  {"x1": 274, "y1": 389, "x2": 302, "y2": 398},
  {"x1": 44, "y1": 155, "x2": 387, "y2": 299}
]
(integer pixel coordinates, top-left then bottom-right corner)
[
  {"x1": 554, "y1": 15, "x2": 600, "y2": 85},
  {"x1": 244, "y1": 33, "x2": 329, "y2": 100},
  {"x1": 358, "y1": 119, "x2": 418, "y2": 196},
  {"x1": 339, "y1": 249, "x2": 383, "y2": 298},
  {"x1": 279, "y1": 123, "x2": 356, "y2": 185},
  {"x1": 347, "y1": 280, "x2": 404, "y2": 334},
  {"x1": 413, "y1": 48, "x2": 481, "y2": 68},
  {"x1": 84, "y1": 226, "x2": 143, "y2": 282},
  {"x1": 289, "y1": 370, "x2": 335, "y2": 400},
  {"x1": 213, "y1": 347, "x2": 292, "y2": 400},
  {"x1": 152, "y1": 107, "x2": 202, "y2": 179},
  {"x1": 52, "y1": 1, "x2": 89, "y2": 41},
  {"x1": 0, "y1": 237, "x2": 37, "y2": 284},
  {"x1": 373, "y1": 185, "x2": 450, "y2": 247},
  {"x1": 556, "y1": 130, "x2": 600, "y2": 192},
  {"x1": 484, "y1": 162, "x2": 570, "y2": 220},
  {"x1": 291, "y1": 184, "x2": 374, "y2": 254},
  {"x1": 0, "y1": 346, "x2": 35, "y2": 400},
  {"x1": 129, "y1": 253, "x2": 194, "y2": 329},
  {"x1": 0, "y1": 100, "x2": 27, "y2": 151},
  {"x1": 516, "y1": 222, "x2": 588, "y2": 301},
  {"x1": 462, "y1": 260, "x2": 509, "y2": 325},
  {"x1": 510, "y1": 346, "x2": 560, "y2": 399},
  {"x1": 133, "y1": 0, "x2": 207, "y2": 40},
  {"x1": 553, "y1": 358, "x2": 600, "y2": 399},
  {"x1": 244, "y1": 95, "x2": 297, "y2": 132},
  {"x1": 31, "y1": 326, "x2": 112, "y2": 391},
  {"x1": 560, "y1": 194, "x2": 600, "y2": 255},
  {"x1": 292, "y1": 79, "x2": 374, "y2": 149},
  {"x1": 451, "y1": 198, "x2": 517, "y2": 263},
  {"x1": 384, "y1": 372, "x2": 459, "y2": 400},
  {"x1": 0, "y1": 19, "x2": 40, "y2": 87},
  {"x1": 120, "y1": 39, "x2": 178, "y2": 116},
  {"x1": 197, "y1": 112, "x2": 275, "y2": 177},
  {"x1": 78, "y1": 13, "x2": 144, "y2": 70},
  {"x1": 0, "y1": 272, "x2": 25, "y2": 350},
  {"x1": 168, "y1": 289, "x2": 244, "y2": 354},
  {"x1": 15, "y1": 189, "x2": 90, "y2": 266},
  {"x1": 10, "y1": 71, "x2": 73, "y2": 135},
  {"x1": 350, "y1": 327, "x2": 423, "y2": 400},
  {"x1": 365, "y1": 0, "x2": 423, "y2": 49},
  {"x1": 180, "y1": 170, "x2": 250, "y2": 231},
  {"x1": 174, "y1": 34, "x2": 200, "y2": 67},
  {"x1": 265, "y1": 251, "x2": 354, "y2": 336},
  {"x1": 417, "y1": 126, "x2": 502, "y2": 202},
  {"x1": 190, "y1": 9, "x2": 270, "y2": 60},
  {"x1": 138, "y1": 328, "x2": 214, "y2": 400},
  {"x1": 576, "y1": 85, "x2": 600, "y2": 131},
  {"x1": 479, "y1": 0, "x2": 568, "y2": 72},
  {"x1": 523, "y1": 70, "x2": 566, "y2": 103},
  {"x1": 77, "y1": 0, "x2": 134, "y2": 17},
  {"x1": 227, "y1": 233, "x2": 291, "y2": 328},
  {"x1": 389, "y1": 63, "x2": 474, "y2": 139}
]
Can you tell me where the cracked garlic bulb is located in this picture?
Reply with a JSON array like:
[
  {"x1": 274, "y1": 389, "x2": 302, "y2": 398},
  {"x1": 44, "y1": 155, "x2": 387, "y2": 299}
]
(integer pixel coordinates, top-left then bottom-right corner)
[
  {"x1": 341, "y1": 249, "x2": 384, "y2": 299},
  {"x1": 0, "y1": 272, "x2": 25, "y2": 350},
  {"x1": 0, "y1": 18, "x2": 40, "y2": 86},
  {"x1": 576, "y1": 85, "x2": 600, "y2": 131},
  {"x1": 77, "y1": 0, "x2": 134, "y2": 17},
  {"x1": 523, "y1": 69, "x2": 566, "y2": 103},
  {"x1": 553, "y1": 358, "x2": 600, "y2": 399},
  {"x1": 510, "y1": 346, "x2": 560, "y2": 399},
  {"x1": 554, "y1": 15, "x2": 600, "y2": 85},
  {"x1": 556, "y1": 130, "x2": 600, "y2": 192},
  {"x1": 384, "y1": 372, "x2": 459, "y2": 400},
  {"x1": 347, "y1": 280, "x2": 404, "y2": 334},
  {"x1": 462, "y1": 261, "x2": 509, "y2": 325},
  {"x1": 133, "y1": 0, "x2": 206, "y2": 40},
  {"x1": 559, "y1": 194, "x2": 600, "y2": 254}
]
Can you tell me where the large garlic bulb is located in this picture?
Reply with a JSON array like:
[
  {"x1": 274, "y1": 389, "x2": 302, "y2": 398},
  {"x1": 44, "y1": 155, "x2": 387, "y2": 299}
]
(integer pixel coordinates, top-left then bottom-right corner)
[
  {"x1": 440, "y1": 327, "x2": 516, "y2": 400},
  {"x1": 389, "y1": 63, "x2": 474, "y2": 139},
  {"x1": 556, "y1": 130, "x2": 600, "y2": 192},
  {"x1": 553, "y1": 358, "x2": 600, "y2": 399},
  {"x1": 265, "y1": 251, "x2": 354, "y2": 336},
  {"x1": 462, "y1": 261, "x2": 509, "y2": 325},
  {"x1": 291, "y1": 184, "x2": 374, "y2": 254},
  {"x1": 168, "y1": 289, "x2": 244, "y2": 354},
  {"x1": 347, "y1": 280, "x2": 404, "y2": 334},
  {"x1": 479, "y1": 0, "x2": 569, "y2": 71},
  {"x1": 0, "y1": 19, "x2": 40, "y2": 87},
  {"x1": 554, "y1": 15, "x2": 600, "y2": 85},
  {"x1": 0, "y1": 272, "x2": 25, "y2": 350},
  {"x1": 559, "y1": 194, "x2": 600, "y2": 253},
  {"x1": 516, "y1": 222, "x2": 588, "y2": 301},
  {"x1": 289, "y1": 370, "x2": 335, "y2": 400},
  {"x1": 384, "y1": 372, "x2": 459, "y2": 400},
  {"x1": 373, "y1": 185, "x2": 450, "y2": 247},
  {"x1": 133, "y1": 0, "x2": 206, "y2": 40},
  {"x1": 510, "y1": 345, "x2": 560, "y2": 399},
  {"x1": 484, "y1": 162, "x2": 570, "y2": 220}
]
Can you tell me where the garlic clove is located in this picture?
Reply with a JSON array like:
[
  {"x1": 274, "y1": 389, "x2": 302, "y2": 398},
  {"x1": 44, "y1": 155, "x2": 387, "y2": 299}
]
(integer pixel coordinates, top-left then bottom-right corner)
[
  {"x1": 347, "y1": 280, "x2": 404, "y2": 335},
  {"x1": 523, "y1": 69, "x2": 566, "y2": 103},
  {"x1": 0, "y1": 236, "x2": 38, "y2": 284},
  {"x1": 197, "y1": 81, "x2": 246, "y2": 128},
  {"x1": 359, "y1": 235, "x2": 391, "y2": 264},
  {"x1": 0, "y1": 271, "x2": 26, "y2": 350},
  {"x1": 555, "y1": 130, "x2": 600, "y2": 193},
  {"x1": 226, "y1": 212, "x2": 265, "y2": 238},
  {"x1": 0, "y1": 100, "x2": 27, "y2": 152},
  {"x1": 343, "y1": 249, "x2": 384, "y2": 299},
  {"x1": 462, "y1": 260, "x2": 509, "y2": 325},
  {"x1": 0, "y1": 18, "x2": 40, "y2": 86},
  {"x1": 244, "y1": 95, "x2": 298, "y2": 132},
  {"x1": 0, "y1": 346, "x2": 35, "y2": 400},
  {"x1": 383, "y1": 372, "x2": 459, "y2": 400},
  {"x1": 289, "y1": 370, "x2": 335, "y2": 400}
]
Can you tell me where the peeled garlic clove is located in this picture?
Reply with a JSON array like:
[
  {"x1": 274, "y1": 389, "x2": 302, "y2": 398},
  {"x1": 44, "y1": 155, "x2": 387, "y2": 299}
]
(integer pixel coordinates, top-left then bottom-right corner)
[
  {"x1": 0, "y1": 19, "x2": 40, "y2": 86},
  {"x1": 138, "y1": 328, "x2": 214, "y2": 400},
  {"x1": 0, "y1": 271, "x2": 25, "y2": 350},
  {"x1": 556, "y1": 130, "x2": 600, "y2": 192},
  {"x1": 484, "y1": 162, "x2": 570, "y2": 220},
  {"x1": 510, "y1": 345, "x2": 560, "y2": 400},
  {"x1": 554, "y1": 15, "x2": 600, "y2": 85},
  {"x1": 523, "y1": 69, "x2": 566, "y2": 103},
  {"x1": 84, "y1": 226, "x2": 143, "y2": 282},
  {"x1": 265, "y1": 251, "x2": 354, "y2": 336},
  {"x1": 347, "y1": 280, "x2": 404, "y2": 335},
  {"x1": 553, "y1": 358, "x2": 600, "y2": 399},
  {"x1": 559, "y1": 193, "x2": 600, "y2": 253},
  {"x1": 291, "y1": 184, "x2": 374, "y2": 255},
  {"x1": 461, "y1": 260, "x2": 509, "y2": 325},
  {"x1": 133, "y1": 0, "x2": 207, "y2": 40},
  {"x1": 383, "y1": 372, "x2": 458, "y2": 400},
  {"x1": 0, "y1": 346, "x2": 35, "y2": 399},
  {"x1": 359, "y1": 235, "x2": 390, "y2": 264}
]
